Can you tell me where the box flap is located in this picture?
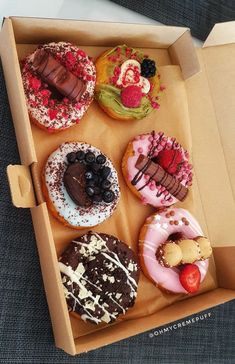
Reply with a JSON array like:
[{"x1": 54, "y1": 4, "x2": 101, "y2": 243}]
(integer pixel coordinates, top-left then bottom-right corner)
[
  {"x1": 169, "y1": 30, "x2": 200, "y2": 79},
  {"x1": 203, "y1": 21, "x2": 235, "y2": 48},
  {"x1": 7, "y1": 165, "x2": 36, "y2": 208},
  {"x1": 186, "y1": 46, "x2": 235, "y2": 247}
]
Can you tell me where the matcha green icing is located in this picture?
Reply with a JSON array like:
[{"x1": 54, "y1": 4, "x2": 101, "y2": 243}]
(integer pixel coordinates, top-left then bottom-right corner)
[{"x1": 96, "y1": 84, "x2": 153, "y2": 119}]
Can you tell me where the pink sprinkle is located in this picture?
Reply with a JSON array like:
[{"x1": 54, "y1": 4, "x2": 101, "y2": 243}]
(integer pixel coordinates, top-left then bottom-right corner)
[
  {"x1": 148, "y1": 136, "x2": 153, "y2": 142},
  {"x1": 160, "y1": 140, "x2": 166, "y2": 146},
  {"x1": 138, "y1": 147, "x2": 143, "y2": 153},
  {"x1": 161, "y1": 199, "x2": 166, "y2": 204},
  {"x1": 144, "y1": 175, "x2": 149, "y2": 180},
  {"x1": 157, "y1": 145, "x2": 162, "y2": 151},
  {"x1": 150, "y1": 184, "x2": 155, "y2": 191},
  {"x1": 47, "y1": 127, "x2": 55, "y2": 133},
  {"x1": 127, "y1": 174, "x2": 132, "y2": 181},
  {"x1": 141, "y1": 197, "x2": 148, "y2": 205},
  {"x1": 163, "y1": 190, "x2": 168, "y2": 195},
  {"x1": 169, "y1": 197, "x2": 173, "y2": 203},
  {"x1": 134, "y1": 135, "x2": 140, "y2": 141},
  {"x1": 140, "y1": 135, "x2": 145, "y2": 140}
]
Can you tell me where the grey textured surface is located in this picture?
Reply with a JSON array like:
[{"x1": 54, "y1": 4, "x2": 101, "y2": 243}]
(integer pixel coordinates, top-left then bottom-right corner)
[
  {"x1": 110, "y1": 0, "x2": 235, "y2": 40},
  {"x1": 1, "y1": 59, "x2": 235, "y2": 362}
]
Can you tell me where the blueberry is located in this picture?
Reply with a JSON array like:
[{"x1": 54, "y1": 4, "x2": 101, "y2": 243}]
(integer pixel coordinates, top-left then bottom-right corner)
[
  {"x1": 76, "y1": 150, "x2": 85, "y2": 161},
  {"x1": 96, "y1": 154, "x2": 106, "y2": 164},
  {"x1": 101, "y1": 166, "x2": 111, "y2": 179},
  {"x1": 91, "y1": 162, "x2": 101, "y2": 173},
  {"x1": 85, "y1": 186, "x2": 95, "y2": 197},
  {"x1": 67, "y1": 152, "x2": 76, "y2": 163},
  {"x1": 86, "y1": 179, "x2": 96, "y2": 187},
  {"x1": 85, "y1": 151, "x2": 95, "y2": 164},
  {"x1": 93, "y1": 194, "x2": 103, "y2": 203},
  {"x1": 93, "y1": 186, "x2": 101, "y2": 195},
  {"x1": 85, "y1": 170, "x2": 94, "y2": 180},
  {"x1": 103, "y1": 189, "x2": 115, "y2": 203},
  {"x1": 101, "y1": 179, "x2": 111, "y2": 190}
]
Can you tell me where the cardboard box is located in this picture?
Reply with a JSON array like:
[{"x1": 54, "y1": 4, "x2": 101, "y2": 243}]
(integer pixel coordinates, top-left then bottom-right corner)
[{"x1": 1, "y1": 17, "x2": 235, "y2": 355}]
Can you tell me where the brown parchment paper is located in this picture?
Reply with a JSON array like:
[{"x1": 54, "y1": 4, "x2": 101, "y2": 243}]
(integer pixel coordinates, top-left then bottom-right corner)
[{"x1": 17, "y1": 44, "x2": 217, "y2": 339}]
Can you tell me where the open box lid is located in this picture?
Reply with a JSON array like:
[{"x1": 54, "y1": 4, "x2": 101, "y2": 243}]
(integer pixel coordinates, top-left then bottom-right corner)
[{"x1": 186, "y1": 20, "x2": 235, "y2": 249}]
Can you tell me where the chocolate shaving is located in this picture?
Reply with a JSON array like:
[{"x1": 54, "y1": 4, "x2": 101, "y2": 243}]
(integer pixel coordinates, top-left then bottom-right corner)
[
  {"x1": 135, "y1": 154, "x2": 188, "y2": 201},
  {"x1": 32, "y1": 49, "x2": 85, "y2": 102}
]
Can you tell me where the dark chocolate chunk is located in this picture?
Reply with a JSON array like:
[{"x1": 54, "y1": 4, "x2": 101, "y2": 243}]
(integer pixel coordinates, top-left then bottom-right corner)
[
  {"x1": 59, "y1": 232, "x2": 140, "y2": 324},
  {"x1": 63, "y1": 163, "x2": 92, "y2": 207}
]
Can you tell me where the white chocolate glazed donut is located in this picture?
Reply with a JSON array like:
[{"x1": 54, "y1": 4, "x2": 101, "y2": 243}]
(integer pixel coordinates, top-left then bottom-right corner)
[
  {"x1": 139, "y1": 207, "x2": 209, "y2": 294},
  {"x1": 122, "y1": 131, "x2": 193, "y2": 208},
  {"x1": 21, "y1": 42, "x2": 96, "y2": 132},
  {"x1": 43, "y1": 142, "x2": 120, "y2": 228}
]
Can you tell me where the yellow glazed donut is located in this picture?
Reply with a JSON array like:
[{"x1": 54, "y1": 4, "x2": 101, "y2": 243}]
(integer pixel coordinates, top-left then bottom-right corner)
[{"x1": 95, "y1": 45, "x2": 162, "y2": 121}]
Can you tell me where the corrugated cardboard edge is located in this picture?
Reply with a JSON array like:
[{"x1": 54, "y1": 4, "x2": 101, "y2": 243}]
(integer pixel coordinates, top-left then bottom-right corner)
[{"x1": 203, "y1": 21, "x2": 235, "y2": 48}]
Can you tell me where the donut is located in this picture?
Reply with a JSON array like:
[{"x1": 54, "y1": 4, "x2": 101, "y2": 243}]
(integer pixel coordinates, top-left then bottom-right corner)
[
  {"x1": 139, "y1": 207, "x2": 211, "y2": 294},
  {"x1": 59, "y1": 231, "x2": 140, "y2": 324},
  {"x1": 42, "y1": 142, "x2": 120, "y2": 228},
  {"x1": 21, "y1": 42, "x2": 96, "y2": 132},
  {"x1": 122, "y1": 131, "x2": 193, "y2": 207},
  {"x1": 95, "y1": 44, "x2": 162, "y2": 121}
]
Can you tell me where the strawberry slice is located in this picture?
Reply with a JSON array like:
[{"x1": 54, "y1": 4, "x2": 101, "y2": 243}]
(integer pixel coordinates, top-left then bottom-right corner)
[
  {"x1": 155, "y1": 149, "x2": 183, "y2": 174},
  {"x1": 179, "y1": 264, "x2": 201, "y2": 293}
]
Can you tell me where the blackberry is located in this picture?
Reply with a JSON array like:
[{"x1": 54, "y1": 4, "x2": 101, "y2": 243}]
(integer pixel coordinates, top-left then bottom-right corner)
[{"x1": 141, "y1": 58, "x2": 156, "y2": 78}]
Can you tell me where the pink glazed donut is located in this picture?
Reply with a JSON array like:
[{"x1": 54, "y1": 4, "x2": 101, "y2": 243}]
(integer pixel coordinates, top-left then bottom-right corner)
[
  {"x1": 139, "y1": 207, "x2": 209, "y2": 294},
  {"x1": 122, "y1": 131, "x2": 193, "y2": 207}
]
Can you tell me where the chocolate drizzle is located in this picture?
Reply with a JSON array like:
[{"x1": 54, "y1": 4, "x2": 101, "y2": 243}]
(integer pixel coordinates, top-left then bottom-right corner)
[
  {"x1": 131, "y1": 131, "x2": 165, "y2": 192},
  {"x1": 32, "y1": 49, "x2": 85, "y2": 102},
  {"x1": 135, "y1": 155, "x2": 188, "y2": 201}
]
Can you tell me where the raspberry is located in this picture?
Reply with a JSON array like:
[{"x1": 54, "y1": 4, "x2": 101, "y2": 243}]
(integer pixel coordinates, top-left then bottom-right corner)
[
  {"x1": 155, "y1": 149, "x2": 183, "y2": 174},
  {"x1": 120, "y1": 85, "x2": 142, "y2": 108}
]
